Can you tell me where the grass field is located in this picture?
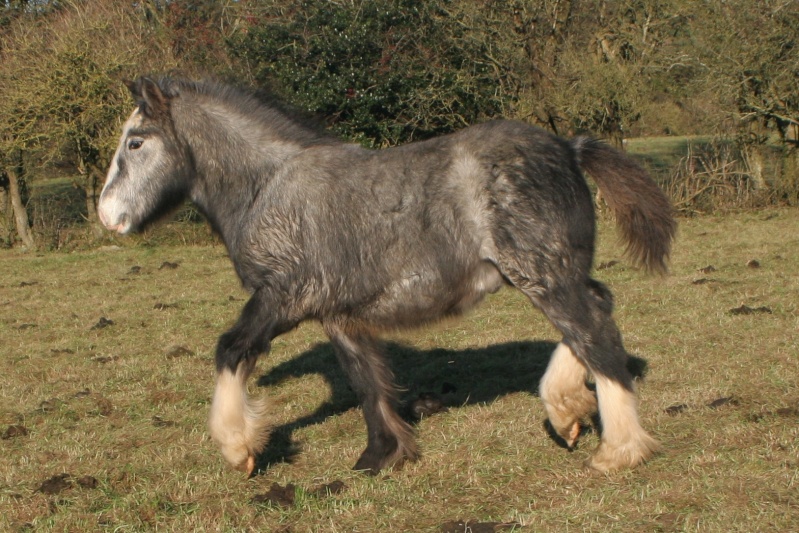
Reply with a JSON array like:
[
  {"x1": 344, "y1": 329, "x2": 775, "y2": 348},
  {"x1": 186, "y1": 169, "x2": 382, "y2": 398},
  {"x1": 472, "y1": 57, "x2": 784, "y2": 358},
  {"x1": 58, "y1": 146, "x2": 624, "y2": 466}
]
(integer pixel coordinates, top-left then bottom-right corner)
[{"x1": 1, "y1": 209, "x2": 797, "y2": 532}]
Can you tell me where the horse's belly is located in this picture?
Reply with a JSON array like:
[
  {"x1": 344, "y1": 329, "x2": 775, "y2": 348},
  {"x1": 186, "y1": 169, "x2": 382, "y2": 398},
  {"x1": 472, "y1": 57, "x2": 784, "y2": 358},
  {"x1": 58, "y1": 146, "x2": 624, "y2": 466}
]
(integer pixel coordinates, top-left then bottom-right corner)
[{"x1": 359, "y1": 260, "x2": 505, "y2": 328}]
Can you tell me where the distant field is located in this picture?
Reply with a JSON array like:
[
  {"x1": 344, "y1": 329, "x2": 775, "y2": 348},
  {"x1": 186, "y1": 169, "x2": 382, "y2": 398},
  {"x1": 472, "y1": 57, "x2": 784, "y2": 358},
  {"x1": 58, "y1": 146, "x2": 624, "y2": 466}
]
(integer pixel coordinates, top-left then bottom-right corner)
[
  {"x1": 2, "y1": 207, "x2": 798, "y2": 530},
  {"x1": 626, "y1": 135, "x2": 789, "y2": 197}
]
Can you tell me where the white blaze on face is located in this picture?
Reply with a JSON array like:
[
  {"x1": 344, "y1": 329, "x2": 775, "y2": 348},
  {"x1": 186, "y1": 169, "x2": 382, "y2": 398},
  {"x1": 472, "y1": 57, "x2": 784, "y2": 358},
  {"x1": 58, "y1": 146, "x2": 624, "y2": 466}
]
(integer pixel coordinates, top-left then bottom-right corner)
[{"x1": 97, "y1": 108, "x2": 144, "y2": 234}]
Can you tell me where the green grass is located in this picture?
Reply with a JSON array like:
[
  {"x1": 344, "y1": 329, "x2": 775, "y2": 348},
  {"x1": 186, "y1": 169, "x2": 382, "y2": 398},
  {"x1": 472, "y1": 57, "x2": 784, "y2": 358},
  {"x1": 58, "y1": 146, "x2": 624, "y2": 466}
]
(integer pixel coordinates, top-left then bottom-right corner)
[{"x1": 1, "y1": 209, "x2": 798, "y2": 531}]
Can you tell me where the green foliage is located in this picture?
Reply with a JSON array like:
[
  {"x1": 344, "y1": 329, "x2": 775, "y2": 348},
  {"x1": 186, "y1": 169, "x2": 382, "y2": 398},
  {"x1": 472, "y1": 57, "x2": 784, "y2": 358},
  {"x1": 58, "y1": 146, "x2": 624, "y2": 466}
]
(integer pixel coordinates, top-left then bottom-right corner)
[{"x1": 228, "y1": 0, "x2": 510, "y2": 146}]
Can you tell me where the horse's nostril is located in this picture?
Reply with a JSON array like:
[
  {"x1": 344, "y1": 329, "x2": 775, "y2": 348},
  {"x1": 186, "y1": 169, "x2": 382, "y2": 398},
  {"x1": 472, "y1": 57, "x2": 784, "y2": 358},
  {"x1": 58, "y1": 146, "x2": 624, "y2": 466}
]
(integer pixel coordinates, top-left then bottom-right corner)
[{"x1": 97, "y1": 199, "x2": 130, "y2": 232}]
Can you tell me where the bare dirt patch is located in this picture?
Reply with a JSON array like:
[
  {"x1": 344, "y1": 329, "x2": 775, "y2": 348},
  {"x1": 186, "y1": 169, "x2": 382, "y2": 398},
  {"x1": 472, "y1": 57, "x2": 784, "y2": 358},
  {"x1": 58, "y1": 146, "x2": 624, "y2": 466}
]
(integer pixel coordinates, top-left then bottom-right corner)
[
  {"x1": 2, "y1": 425, "x2": 28, "y2": 439},
  {"x1": 728, "y1": 304, "x2": 772, "y2": 315},
  {"x1": 90, "y1": 316, "x2": 115, "y2": 330}
]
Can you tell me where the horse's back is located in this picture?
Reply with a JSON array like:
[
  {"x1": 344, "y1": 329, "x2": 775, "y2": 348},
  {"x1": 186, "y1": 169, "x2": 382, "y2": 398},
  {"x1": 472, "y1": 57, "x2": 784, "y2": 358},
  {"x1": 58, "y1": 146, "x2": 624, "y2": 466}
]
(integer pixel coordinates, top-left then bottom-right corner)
[{"x1": 238, "y1": 120, "x2": 595, "y2": 325}]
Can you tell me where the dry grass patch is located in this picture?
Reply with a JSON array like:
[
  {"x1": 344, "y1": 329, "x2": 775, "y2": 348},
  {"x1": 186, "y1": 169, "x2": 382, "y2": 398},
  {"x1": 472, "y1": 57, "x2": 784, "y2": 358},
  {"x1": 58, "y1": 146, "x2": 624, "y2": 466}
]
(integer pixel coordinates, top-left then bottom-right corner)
[{"x1": 1, "y1": 209, "x2": 798, "y2": 531}]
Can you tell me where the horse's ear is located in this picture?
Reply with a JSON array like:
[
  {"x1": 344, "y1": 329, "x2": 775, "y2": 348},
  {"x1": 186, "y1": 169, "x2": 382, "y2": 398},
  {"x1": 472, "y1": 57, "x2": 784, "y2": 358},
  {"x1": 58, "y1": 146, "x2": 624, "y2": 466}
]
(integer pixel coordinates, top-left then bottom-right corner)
[
  {"x1": 140, "y1": 77, "x2": 170, "y2": 118},
  {"x1": 125, "y1": 77, "x2": 169, "y2": 118}
]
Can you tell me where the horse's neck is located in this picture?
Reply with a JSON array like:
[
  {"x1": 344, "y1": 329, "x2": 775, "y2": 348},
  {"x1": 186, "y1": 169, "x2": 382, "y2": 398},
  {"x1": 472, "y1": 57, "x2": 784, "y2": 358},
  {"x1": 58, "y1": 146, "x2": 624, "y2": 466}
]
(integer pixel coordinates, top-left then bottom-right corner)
[
  {"x1": 181, "y1": 106, "x2": 297, "y2": 250},
  {"x1": 178, "y1": 96, "x2": 337, "y2": 253}
]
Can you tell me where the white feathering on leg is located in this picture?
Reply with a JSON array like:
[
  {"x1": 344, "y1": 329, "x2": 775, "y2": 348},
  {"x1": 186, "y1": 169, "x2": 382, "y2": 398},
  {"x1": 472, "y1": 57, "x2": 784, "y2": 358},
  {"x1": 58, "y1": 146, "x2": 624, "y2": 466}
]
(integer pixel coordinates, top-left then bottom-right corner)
[
  {"x1": 540, "y1": 342, "x2": 597, "y2": 447},
  {"x1": 587, "y1": 375, "x2": 659, "y2": 471},
  {"x1": 208, "y1": 366, "x2": 271, "y2": 473}
]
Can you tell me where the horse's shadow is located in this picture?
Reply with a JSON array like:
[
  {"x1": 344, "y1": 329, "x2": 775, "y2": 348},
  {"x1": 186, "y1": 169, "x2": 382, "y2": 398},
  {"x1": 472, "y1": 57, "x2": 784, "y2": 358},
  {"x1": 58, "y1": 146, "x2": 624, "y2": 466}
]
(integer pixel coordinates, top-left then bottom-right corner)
[{"x1": 253, "y1": 339, "x2": 649, "y2": 473}]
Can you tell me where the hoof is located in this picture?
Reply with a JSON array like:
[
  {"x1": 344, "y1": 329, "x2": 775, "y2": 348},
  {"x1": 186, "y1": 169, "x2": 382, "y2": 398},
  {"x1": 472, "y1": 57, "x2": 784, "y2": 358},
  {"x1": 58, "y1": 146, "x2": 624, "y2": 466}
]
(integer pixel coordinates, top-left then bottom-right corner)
[
  {"x1": 353, "y1": 450, "x2": 407, "y2": 476},
  {"x1": 540, "y1": 342, "x2": 597, "y2": 449},
  {"x1": 541, "y1": 391, "x2": 597, "y2": 449},
  {"x1": 352, "y1": 438, "x2": 418, "y2": 475},
  {"x1": 567, "y1": 421, "x2": 581, "y2": 449},
  {"x1": 209, "y1": 366, "x2": 271, "y2": 476},
  {"x1": 352, "y1": 458, "x2": 386, "y2": 476},
  {"x1": 236, "y1": 455, "x2": 256, "y2": 476},
  {"x1": 218, "y1": 443, "x2": 247, "y2": 470},
  {"x1": 584, "y1": 433, "x2": 660, "y2": 472},
  {"x1": 213, "y1": 429, "x2": 266, "y2": 476}
]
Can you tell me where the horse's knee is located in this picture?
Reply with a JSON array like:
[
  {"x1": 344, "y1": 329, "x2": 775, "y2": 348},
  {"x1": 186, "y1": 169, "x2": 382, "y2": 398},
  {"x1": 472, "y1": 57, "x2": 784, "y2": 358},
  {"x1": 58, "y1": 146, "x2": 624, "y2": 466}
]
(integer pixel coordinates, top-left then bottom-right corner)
[
  {"x1": 587, "y1": 278, "x2": 614, "y2": 312},
  {"x1": 208, "y1": 365, "x2": 271, "y2": 475},
  {"x1": 215, "y1": 328, "x2": 270, "y2": 374},
  {"x1": 215, "y1": 290, "x2": 282, "y2": 374},
  {"x1": 575, "y1": 315, "x2": 632, "y2": 389}
]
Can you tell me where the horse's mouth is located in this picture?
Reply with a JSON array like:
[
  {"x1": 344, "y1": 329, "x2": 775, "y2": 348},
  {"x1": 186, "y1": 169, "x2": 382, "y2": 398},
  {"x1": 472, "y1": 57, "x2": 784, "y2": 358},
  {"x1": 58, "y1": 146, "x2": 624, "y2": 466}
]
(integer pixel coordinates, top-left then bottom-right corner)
[
  {"x1": 111, "y1": 217, "x2": 133, "y2": 234},
  {"x1": 109, "y1": 222, "x2": 131, "y2": 234},
  {"x1": 99, "y1": 211, "x2": 132, "y2": 234}
]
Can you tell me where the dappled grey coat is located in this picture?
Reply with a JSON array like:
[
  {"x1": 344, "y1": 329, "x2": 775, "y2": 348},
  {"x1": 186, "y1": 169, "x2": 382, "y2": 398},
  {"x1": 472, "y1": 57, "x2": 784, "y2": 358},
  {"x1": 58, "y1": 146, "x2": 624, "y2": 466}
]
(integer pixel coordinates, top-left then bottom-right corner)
[{"x1": 98, "y1": 77, "x2": 675, "y2": 475}]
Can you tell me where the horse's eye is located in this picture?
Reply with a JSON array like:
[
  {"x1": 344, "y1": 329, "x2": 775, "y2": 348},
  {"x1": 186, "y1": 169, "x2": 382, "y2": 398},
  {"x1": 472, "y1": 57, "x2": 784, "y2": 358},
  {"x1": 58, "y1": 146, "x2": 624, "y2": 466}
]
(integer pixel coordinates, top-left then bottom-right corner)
[{"x1": 128, "y1": 139, "x2": 143, "y2": 150}]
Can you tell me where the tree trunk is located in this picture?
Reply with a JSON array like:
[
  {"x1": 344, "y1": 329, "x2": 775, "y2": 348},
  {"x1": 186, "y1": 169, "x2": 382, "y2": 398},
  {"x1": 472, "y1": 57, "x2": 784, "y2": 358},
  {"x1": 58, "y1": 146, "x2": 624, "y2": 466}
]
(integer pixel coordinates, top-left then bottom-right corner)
[
  {"x1": 743, "y1": 143, "x2": 766, "y2": 190},
  {"x1": 7, "y1": 169, "x2": 35, "y2": 249},
  {"x1": 0, "y1": 176, "x2": 11, "y2": 246},
  {"x1": 84, "y1": 169, "x2": 100, "y2": 223},
  {"x1": 84, "y1": 167, "x2": 105, "y2": 237},
  {"x1": 783, "y1": 145, "x2": 799, "y2": 203}
]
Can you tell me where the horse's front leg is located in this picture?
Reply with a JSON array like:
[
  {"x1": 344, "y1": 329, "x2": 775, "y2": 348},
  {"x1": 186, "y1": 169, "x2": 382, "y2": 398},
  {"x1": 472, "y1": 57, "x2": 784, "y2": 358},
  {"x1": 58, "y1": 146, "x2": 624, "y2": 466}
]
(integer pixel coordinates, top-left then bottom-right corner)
[
  {"x1": 325, "y1": 321, "x2": 418, "y2": 474},
  {"x1": 208, "y1": 290, "x2": 295, "y2": 475}
]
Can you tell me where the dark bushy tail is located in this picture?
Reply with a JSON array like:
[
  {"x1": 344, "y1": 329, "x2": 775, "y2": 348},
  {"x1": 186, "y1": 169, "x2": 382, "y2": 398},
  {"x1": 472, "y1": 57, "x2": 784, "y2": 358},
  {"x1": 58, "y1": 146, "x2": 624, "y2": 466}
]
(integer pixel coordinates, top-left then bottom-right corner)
[{"x1": 573, "y1": 138, "x2": 676, "y2": 275}]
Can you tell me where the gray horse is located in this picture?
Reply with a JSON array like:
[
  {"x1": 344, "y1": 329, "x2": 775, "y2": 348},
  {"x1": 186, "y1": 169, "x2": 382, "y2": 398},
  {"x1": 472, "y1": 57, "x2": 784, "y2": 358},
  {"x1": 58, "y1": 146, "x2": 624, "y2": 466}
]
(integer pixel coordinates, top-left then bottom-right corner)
[{"x1": 98, "y1": 76, "x2": 675, "y2": 476}]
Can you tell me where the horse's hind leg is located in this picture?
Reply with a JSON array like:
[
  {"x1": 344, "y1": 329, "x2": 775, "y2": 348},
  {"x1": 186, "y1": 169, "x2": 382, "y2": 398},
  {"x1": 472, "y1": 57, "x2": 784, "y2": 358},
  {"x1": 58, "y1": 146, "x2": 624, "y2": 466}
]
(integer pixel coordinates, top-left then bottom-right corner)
[
  {"x1": 539, "y1": 342, "x2": 597, "y2": 448},
  {"x1": 510, "y1": 270, "x2": 658, "y2": 471},
  {"x1": 562, "y1": 280, "x2": 657, "y2": 471},
  {"x1": 325, "y1": 321, "x2": 418, "y2": 475}
]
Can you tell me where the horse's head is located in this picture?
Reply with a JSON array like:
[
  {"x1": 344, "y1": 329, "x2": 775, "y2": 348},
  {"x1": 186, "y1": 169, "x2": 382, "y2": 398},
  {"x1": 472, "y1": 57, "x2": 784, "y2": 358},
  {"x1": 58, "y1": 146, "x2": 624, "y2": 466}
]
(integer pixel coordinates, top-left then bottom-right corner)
[{"x1": 98, "y1": 77, "x2": 191, "y2": 234}]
